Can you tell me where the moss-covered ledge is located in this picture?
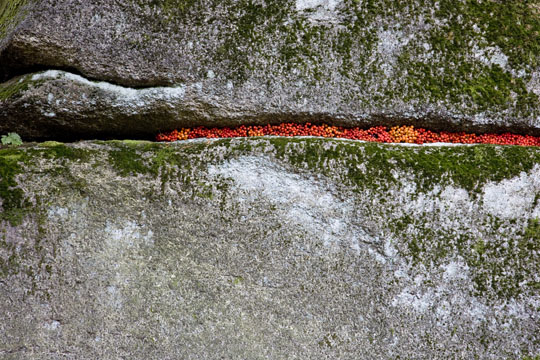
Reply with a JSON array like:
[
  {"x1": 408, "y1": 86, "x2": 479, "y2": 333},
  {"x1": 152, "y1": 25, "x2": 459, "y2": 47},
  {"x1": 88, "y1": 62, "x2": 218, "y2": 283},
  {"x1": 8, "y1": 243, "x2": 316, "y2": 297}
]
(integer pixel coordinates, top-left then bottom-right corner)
[{"x1": 1, "y1": 138, "x2": 539, "y2": 358}]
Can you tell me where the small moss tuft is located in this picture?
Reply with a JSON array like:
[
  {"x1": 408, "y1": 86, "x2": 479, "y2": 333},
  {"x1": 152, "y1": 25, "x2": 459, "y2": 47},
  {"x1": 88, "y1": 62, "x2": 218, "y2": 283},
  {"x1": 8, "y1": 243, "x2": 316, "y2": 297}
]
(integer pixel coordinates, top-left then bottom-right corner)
[
  {"x1": 40, "y1": 141, "x2": 64, "y2": 147},
  {"x1": 524, "y1": 218, "x2": 540, "y2": 241}
]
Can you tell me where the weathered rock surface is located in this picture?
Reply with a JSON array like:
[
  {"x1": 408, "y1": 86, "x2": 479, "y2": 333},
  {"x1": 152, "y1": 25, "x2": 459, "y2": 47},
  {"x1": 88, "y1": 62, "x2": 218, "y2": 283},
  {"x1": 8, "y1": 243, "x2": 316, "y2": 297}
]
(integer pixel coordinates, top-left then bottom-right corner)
[
  {"x1": 1, "y1": 0, "x2": 539, "y2": 139},
  {"x1": 1, "y1": 138, "x2": 539, "y2": 358}
]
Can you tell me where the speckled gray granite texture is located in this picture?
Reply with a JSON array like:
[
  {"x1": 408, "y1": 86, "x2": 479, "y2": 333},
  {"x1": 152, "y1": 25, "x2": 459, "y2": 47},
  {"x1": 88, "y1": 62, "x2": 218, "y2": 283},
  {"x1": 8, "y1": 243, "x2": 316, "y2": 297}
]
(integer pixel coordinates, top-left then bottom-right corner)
[
  {"x1": 1, "y1": 138, "x2": 539, "y2": 359},
  {"x1": 0, "y1": 0, "x2": 539, "y2": 139}
]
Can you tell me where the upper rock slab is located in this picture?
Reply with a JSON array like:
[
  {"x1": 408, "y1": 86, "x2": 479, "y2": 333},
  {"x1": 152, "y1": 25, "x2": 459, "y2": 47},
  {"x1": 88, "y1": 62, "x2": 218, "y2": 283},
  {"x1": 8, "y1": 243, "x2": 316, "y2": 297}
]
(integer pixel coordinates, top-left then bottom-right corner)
[{"x1": 1, "y1": 0, "x2": 539, "y2": 138}]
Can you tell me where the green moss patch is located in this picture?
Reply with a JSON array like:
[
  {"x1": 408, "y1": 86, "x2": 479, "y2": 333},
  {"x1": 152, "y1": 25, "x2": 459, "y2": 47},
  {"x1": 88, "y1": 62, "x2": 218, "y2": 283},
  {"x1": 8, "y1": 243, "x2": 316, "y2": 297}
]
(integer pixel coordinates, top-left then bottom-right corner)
[
  {"x1": 434, "y1": 0, "x2": 540, "y2": 70},
  {"x1": 0, "y1": 144, "x2": 98, "y2": 225},
  {"x1": 393, "y1": 213, "x2": 540, "y2": 300},
  {"x1": 0, "y1": 75, "x2": 42, "y2": 101},
  {"x1": 394, "y1": 0, "x2": 540, "y2": 115},
  {"x1": 32, "y1": 143, "x2": 93, "y2": 161},
  {"x1": 0, "y1": 148, "x2": 29, "y2": 225},
  {"x1": 265, "y1": 138, "x2": 540, "y2": 194},
  {"x1": 0, "y1": 0, "x2": 29, "y2": 40}
]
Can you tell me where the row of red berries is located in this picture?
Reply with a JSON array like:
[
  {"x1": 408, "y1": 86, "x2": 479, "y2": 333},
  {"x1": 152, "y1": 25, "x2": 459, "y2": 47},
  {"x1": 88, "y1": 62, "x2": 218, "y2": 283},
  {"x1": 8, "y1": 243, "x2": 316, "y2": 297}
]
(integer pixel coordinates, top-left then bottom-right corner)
[{"x1": 156, "y1": 123, "x2": 540, "y2": 147}]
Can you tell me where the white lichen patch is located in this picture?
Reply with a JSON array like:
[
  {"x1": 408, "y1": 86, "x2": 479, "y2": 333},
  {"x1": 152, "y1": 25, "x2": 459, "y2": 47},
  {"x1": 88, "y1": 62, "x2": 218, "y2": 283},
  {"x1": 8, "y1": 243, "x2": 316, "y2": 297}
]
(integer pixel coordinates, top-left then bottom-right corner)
[
  {"x1": 442, "y1": 260, "x2": 469, "y2": 281},
  {"x1": 103, "y1": 285, "x2": 123, "y2": 310},
  {"x1": 392, "y1": 286, "x2": 434, "y2": 313},
  {"x1": 376, "y1": 28, "x2": 411, "y2": 77},
  {"x1": 527, "y1": 71, "x2": 540, "y2": 96},
  {"x1": 377, "y1": 29, "x2": 408, "y2": 58},
  {"x1": 208, "y1": 156, "x2": 374, "y2": 252},
  {"x1": 482, "y1": 164, "x2": 540, "y2": 219},
  {"x1": 295, "y1": 0, "x2": 342, "y2": 21},
  {"x1": 296, "y1": 0, "x2": 339, "y2": 11},
  {"x1": 31, "y1": 70, "x2": 186, "y2": 108},
  {"x1": 47, "y1": 206, "x2": 69, "y2": 219},
  {"x1": 392, "y1": 258, "x2": 529, "y2": 327},
  {"x1": 89, "y1": 221, "x2": 155, "y2": 310},
  {"x1": 472, "y1": 44, "x2": 509, "y2": 69},
  {"x1": 103, "y1": 220, "x2": 154, "y2": 251},
  {"x1": 533, "y1": 202, "x2": 540, "y2": 219},
  {"x1": 438, "y1": 186, "x2": 472, "y2": 213},
  {"x1": 43, "y1": 320, "x2": 61, "y2": 331}
]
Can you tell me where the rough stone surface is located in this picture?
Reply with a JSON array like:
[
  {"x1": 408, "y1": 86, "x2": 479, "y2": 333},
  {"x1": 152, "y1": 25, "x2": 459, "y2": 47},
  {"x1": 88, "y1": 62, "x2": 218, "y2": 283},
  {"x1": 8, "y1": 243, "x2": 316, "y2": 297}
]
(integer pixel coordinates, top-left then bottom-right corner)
[
  {"x1": 1, "y1": 0, "x2": 539, "y2": 139},
  {"x1": 1, "y1": 138, "x2": 539, "y2": 358}
]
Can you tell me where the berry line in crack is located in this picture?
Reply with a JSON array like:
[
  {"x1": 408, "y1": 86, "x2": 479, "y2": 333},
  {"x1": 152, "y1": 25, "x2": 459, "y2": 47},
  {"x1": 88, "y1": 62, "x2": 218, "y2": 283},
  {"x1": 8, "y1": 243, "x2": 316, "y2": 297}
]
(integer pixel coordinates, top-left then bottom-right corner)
[{"x1": 156, "y1": 123, "x2": 540, "y2": 147}]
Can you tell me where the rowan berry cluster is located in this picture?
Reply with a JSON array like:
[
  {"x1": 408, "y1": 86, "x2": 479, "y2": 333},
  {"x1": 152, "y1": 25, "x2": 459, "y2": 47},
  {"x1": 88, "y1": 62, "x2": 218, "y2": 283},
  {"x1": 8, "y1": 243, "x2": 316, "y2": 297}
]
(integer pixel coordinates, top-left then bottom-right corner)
[
  {"x1": 155, "y1": 128, "x2": 190, "y2": 141},
  {"x1": 389, "y1": 125, "x2": 417, "y2": 143},
  {"x1": 156, "y1": 123, "x2": 540, "y2": 147}
]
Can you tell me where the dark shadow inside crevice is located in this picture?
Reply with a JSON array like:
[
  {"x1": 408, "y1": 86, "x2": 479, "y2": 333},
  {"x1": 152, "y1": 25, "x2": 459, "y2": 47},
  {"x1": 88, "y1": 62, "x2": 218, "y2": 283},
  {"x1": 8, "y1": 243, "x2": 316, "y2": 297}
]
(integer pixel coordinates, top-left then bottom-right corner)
[
  {"x1": 16, "y1": 113, "x2": 540, "y2": 144},
  {"x1": 0, "y1": 63, "x2": 76, "y2": 84},
  {"x1": 14, "y1": 128, "x2": 158, "y2": 143}
]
